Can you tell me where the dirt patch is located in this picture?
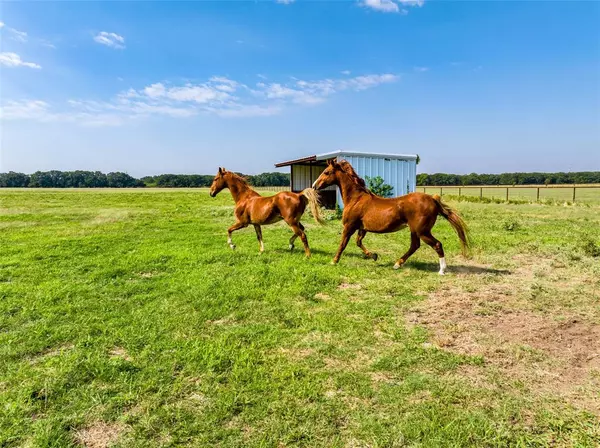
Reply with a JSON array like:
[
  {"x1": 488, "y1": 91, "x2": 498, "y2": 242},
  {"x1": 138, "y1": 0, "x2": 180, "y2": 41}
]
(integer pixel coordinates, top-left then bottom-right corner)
[
  {"x1": 109, "y1": 347, "x2": 131, "y2": 361},
  {"x1": 314, "y1": 292, "x2": 332, "y2": 301},
  {"x1": 74, "y1": 421, "x2": 126, "y2": 448},
  {"x1": 408, "y1": 254, "x2": 600, "y2": 414},
  {"x1": 338, "y1": 282, "x2": 362, "y2": 291},
  {"x1": 278, "y1": 347, "x2": 315, "y2": 360}
]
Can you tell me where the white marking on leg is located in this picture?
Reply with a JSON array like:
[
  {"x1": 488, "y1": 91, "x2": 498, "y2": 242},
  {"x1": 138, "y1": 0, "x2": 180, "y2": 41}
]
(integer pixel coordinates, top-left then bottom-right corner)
[
  {"x1": 260, "y1": 241, "x2": 265, "y2": 252},
  {"x1": 439, "y1": 257, "x2": 446, "y2": 275},
  {"x1": 228, "y1": 236, "x2": 235, "y2": 249},
  {"x1": 393, "y1": 262, "x2": 402, "y2": 270}
]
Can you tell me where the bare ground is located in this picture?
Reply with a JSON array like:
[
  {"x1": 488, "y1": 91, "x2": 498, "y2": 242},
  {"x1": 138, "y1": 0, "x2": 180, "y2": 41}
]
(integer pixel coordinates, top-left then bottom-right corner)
[
  {"x1": 407, "y1": 254, "x2": 600, "y2": 414},
  {"x1": 73, "y1": 421, "x2": 126, "y2": 448}
]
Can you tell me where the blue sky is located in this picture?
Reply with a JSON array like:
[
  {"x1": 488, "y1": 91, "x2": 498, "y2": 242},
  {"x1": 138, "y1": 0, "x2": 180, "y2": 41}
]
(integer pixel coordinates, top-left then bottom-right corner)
[{"x1": 1, "y1": 0, "x2": 599, "y2": 177}]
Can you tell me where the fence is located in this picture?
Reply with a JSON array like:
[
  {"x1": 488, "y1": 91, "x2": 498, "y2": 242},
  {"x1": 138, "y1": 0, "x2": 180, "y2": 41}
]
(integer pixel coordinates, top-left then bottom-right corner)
[
  {"x1": 251, "y1": 186, "x2": 289, "y2": 192},
  {"x1": 416, "y1": 185, "x2": 600, "y2": 204}
]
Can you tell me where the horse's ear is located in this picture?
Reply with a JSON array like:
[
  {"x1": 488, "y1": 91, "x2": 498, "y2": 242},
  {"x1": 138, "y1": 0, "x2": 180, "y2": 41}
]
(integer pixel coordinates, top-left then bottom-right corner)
[
  {"x1": 327, "y1": 159, "x2": 334, "y2": 166},
  {"x1": 218, "y1": 167, "x2": 223, "y2": 175}
]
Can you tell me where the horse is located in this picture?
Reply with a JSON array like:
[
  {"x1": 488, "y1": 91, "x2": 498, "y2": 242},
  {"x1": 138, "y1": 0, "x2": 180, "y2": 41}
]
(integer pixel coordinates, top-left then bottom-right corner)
[
  {"x1": 312, "y1": 159, "x2": 470, "y2": 275},
  {"x1": 209, "y1": 167, "x2": 324, "y2": 257}
]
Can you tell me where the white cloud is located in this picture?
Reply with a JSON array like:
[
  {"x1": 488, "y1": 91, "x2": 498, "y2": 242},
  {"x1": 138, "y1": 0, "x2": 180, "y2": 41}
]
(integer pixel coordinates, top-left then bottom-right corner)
[
  {"x1": 414, "y1": 66, "x2": 429, "y2": 72},
  {"x1": 0, "y1": 52, "x2": 41, "y2": 69},
  {"x1": 9, "y1": 28, "x2": 28, "y2": 43},
  {"x1": 341, "y1": 70, "x2": 351, "y2": 75},
  {"x1": 361, "y1": 0, "x2": 424, "y2": 13},
  {"x1": 0, "y1": 100, "x2": 50, "y2": 120},
  {"x1": 93, "y1": 31, "x2": 125, "y2": 49},
  {"x1": 0, "y1": 23, "x2": 29, "y2": 42},
  {"x1": 143, "y1": 83, "x2": 166, "y2": 98},
  {"x1": 3, "y1": 72, "x2": 398, "y2": 125},
  {"x1": 362, "y1": 0, "x2": 399, "y2": 13},
  {"x1": 275, "y1": 0, "x2": 295, "y2": 4},
  {"x1": 41, "y1": 40, "x2": 57, "y2": 49},
  {"x1": 213, "y1": 104, "x2": 283, "y2": 118}
]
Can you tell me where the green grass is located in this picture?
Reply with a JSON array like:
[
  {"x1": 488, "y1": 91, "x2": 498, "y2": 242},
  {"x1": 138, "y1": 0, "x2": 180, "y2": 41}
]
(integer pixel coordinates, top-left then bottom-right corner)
[
  {"x1": 1, "y1": 190, "x2": 599, "y2": 447},
  {"x1": 416, "y1": 186, "x2": 600, "y2": 205}
]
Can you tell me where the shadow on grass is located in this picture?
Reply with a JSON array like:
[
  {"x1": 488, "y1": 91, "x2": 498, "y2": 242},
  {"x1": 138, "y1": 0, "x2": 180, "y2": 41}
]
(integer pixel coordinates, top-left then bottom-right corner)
[
  {"x1": 406, "y1": 261, "x2": 512, "y2": 275},
  {"x1": 270, "y1": 247, "x2": 369, "y2": 259}
]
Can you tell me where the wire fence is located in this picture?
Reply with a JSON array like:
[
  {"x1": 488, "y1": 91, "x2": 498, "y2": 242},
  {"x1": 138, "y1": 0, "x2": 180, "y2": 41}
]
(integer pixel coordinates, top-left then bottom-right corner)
[
  {"x1": 417, "y1": 185, "x2": 600, "y2": 204},
  {"x1": 251, "y1": 186, "x2": 290, "y2": 192}
]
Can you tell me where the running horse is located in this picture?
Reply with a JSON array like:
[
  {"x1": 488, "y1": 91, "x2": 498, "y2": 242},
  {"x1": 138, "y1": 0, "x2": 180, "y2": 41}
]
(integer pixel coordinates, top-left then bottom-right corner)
[
  {"x1": 209, "y1": 167, "x2": 324, "y2": 256},
  {"x1": 312, "y1": 159, "x2": 470, "y2": 274}
]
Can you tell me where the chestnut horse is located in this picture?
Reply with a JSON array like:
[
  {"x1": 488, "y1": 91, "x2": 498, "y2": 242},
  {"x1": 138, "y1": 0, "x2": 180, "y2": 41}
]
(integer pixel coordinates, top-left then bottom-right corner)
[
  {"x1": 209, "y1": 167, "x2": 324, "y2": 256},
  {"x1": 312, "y1": 159, "x2": 470, "y2": 274}
]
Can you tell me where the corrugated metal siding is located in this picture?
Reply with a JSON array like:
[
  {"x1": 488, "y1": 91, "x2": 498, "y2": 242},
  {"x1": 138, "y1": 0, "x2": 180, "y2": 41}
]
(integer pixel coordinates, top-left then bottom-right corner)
[{"x1": 335, "y1": 154, "x2": 417, "y2": 208}]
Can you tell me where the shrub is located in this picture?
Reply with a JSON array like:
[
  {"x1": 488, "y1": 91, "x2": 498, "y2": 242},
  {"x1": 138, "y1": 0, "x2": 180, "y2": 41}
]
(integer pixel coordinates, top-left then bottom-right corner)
[{"x1": 365, "y1": 176, "x2": 394, "y2": 198}]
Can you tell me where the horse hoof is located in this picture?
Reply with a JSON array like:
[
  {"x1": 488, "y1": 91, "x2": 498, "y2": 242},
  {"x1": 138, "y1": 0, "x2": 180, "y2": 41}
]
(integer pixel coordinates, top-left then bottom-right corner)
[
  {"x1": 438, "y1": 270, "x2": 445, "y2": 276},
  {"x1": 393, "y1": 262, "x2": 402, "y2": 270},
  {"x1": 372, "y1": 253, "x2": 378, "y2": 261},
  {"x1": 230, "y1": 244, "x2": 236, "y2": 250},
  {"x1": 330, "y1": 260, "x2": 338, "y2": 265},
  {"x1": 289, "y1": 244, "x2": 294, "y2": 251}
]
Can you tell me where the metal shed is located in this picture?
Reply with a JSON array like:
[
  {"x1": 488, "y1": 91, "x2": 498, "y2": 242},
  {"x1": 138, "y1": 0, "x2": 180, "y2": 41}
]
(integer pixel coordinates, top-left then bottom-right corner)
[{"x1": 275, "y1": 150, "x2": 418, "y2": 209}]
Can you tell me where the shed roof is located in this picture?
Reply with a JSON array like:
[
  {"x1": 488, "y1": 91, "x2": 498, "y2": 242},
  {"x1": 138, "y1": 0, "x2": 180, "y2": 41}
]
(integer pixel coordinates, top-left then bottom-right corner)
[{"x1": 274, "y1": 150, "x2": 418, "y2": 167}]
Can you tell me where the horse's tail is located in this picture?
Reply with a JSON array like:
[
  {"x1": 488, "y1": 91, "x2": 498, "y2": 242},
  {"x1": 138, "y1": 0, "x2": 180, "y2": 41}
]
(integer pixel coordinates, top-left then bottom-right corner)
[
  {"x1": 301, "y1": 188, "x2": 325, "y2": 225},
  {"x1": 431, "y1": 194, "x2": 471, "y2": 256}
]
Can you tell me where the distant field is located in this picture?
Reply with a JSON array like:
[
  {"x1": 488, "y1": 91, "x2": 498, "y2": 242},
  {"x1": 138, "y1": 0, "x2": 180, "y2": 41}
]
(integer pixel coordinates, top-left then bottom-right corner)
[
  {"x1": 417, "y1": 184, "x2": 600, "y2": 204},
  {"x1": 1, "y1": 189, "x2": 599, "y2": 447}
]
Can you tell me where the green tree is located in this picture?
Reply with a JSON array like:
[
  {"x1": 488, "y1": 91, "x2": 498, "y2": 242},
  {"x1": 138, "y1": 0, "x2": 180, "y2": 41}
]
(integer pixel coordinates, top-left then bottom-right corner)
[{"x1": 365, "y1": 175, "x2": 394, "y2": 197}]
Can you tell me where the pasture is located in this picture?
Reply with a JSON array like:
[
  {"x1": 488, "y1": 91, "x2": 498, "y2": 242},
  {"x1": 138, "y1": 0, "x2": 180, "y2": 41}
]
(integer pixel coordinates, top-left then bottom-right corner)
[
  {"x1": 1, "y1": 189, "x2": 599, "y2": 447},
  {"x1": 417, "y1": 185, "x2": 600, "y2": 205}
]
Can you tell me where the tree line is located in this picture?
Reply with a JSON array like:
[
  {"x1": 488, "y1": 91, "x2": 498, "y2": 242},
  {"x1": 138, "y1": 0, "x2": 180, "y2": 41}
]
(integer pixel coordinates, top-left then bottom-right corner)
[
  {"x1": 0, "y1": 170, "x2": 290, "y2": 188},
  {"x1": 2, "y1": 170, "x2": 599, "y2": 188},
  {"x1": 416, "y1": 172, "x2": 600, "y2": 186}
]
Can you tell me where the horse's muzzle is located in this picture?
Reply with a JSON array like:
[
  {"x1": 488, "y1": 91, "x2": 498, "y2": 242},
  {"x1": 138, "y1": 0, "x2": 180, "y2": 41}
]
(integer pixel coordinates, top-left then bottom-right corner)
[
  {"x1": 209, "y1": 191, "x2": 215, "y2": 197},
  {"x1": 312, "y1": 180, "x2": 320, "y2": 190}
]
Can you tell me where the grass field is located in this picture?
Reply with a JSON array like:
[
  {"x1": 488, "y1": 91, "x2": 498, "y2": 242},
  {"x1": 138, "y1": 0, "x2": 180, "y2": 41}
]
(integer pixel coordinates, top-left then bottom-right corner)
[
  {"x1": 1, "y1": 189, "x2": 599, "y2": 447},
  {"x1": 416, "y1": 185, "x2": 600, "y2": 205}
]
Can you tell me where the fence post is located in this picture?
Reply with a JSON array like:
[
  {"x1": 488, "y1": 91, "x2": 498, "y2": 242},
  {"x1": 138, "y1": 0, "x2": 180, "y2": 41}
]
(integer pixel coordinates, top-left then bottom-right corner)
[
  {"x1": 573, "y1": 187, "x2": 576, "y2": 203},
  {"x1": 506, "y1": 187, "x2": 509, "y2": 201},
  {"x1": 424, "y1": 187, "x2": 426, "y2": 194},
  {"x1": 459, "y1": 187, "x2": 462, "y2": 197},
  {"x1": 480, "y1": 187, "x2": 483, "y2": 199},
  {"x1": 536, "y1": 187, "x2": 540, "y2": 202},
  {"x1": 440, "y1": 187, "x2": 443, "y2": 196}
]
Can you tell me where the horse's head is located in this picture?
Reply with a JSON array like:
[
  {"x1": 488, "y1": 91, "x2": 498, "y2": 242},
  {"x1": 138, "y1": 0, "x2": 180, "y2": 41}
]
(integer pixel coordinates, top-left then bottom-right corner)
[
  {"x1": 312, "y1": 159, "x2": 340, "y2": 190},
  {"x1": 209, "y1": 167, "x2": 228, "y2": 197}
]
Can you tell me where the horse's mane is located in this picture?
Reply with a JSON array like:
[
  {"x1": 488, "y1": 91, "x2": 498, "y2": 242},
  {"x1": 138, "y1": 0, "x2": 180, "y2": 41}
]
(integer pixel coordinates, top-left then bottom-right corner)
[
  {"x1": 226, "y1": 171, "x2": 252, "y2": 188},
  {"x1": 337, "y1": 160, "x2": 370, "y2": 193}
]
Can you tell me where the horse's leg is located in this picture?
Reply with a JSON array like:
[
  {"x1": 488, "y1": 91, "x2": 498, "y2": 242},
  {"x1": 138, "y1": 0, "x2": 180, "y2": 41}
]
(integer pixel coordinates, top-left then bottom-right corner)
[
  {"x1": 253, "y1": 224, "x2": 264, "y2": 253},
  {"x1": 332, "y1": 225, "x2": 357, "y2": 264},
  {"x1": 227, "y1": 221, "x2": 247, "y2": 250},
  {"x1": 419, "y1": 231, "x2": 446, "y2": 275},
  {"x1": 289, "y1": 233, "x2": 298, "y2": 251},
  {"x1": 289, "y1": 222, "x2": 305, "y2": 251},
  {"x1": 288, "y1": 222, "x2": 310, "y2": 257},
  {"x1": 356, "y1": 229, "x2": 378, "y2": 261},
  {"x1": 393, "y1": 232, "x2": 420, "y2": 269}
]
